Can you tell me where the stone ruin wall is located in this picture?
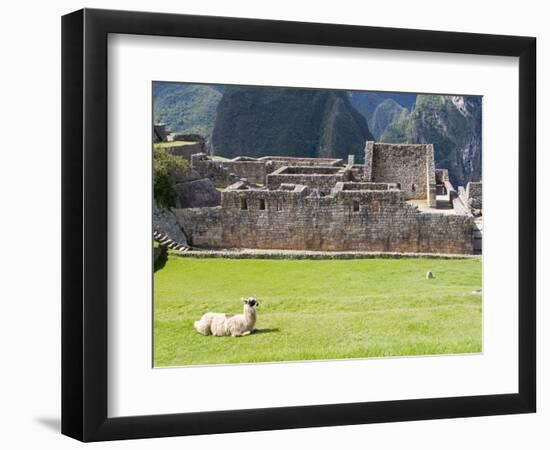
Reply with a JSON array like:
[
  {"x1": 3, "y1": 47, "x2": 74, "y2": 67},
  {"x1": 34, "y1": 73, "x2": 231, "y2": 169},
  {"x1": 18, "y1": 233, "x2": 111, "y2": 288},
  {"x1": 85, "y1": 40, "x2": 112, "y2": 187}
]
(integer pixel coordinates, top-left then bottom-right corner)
[
  {"x1": 435, "y1": 169, "x2": 452, "y2": 194},
  {"x1": 153, "y1": 124, "x2": 168, "y2": 143},
  {"x1": 436, "y1": 168, "x2": 473, "y2": 216},
  {"x1": 190, "y1": 154, "x2": 241, "y2": 187},
  {"x1": 218, "y1": 160, "x2": 269, "y2": 185},
  {"x1": 466, "y1": 182, "x2": 482, "y2": 210},
  {"x1": 171, "y1": 133, "x2": 205, "y2": 142},
  {"x1": 175, "y1": 188, "x2": 475, "y2": 254},
  {"x1": 340, "y1": 182, "x2": 397, "y2": 191},
  {"x1": 174, "y1": 179, "x2": 221, "y2": 208},
  {"x1": 165, "y1": 142, "x2": 205, "y2": 160},
  {"x1": 258, "y1": 156, "x2": 343, "y2": 171},
  {"x1": 174, "y1": 145, "x2": 474, "y2": 254},
  {"x1": 367, "y1": 142, "x2": 435, "y2": 204},
  {"x1": 363, "y1": 141, "x2": 374, "y2": 181},
  {"x1": 221, "y1": 156, "x2": 345, "y2": 185},
  {"x1": 190, "y1": 154, "x2": 346, "y2": 187},
  {"x1": 191, "y1": 154, "x2": 269, "y2": 187},
  {"x1": 266, "y1": 167, "x2": 350, "y2": 195},
  {"x1": 425, "y1": 144, "x2": 437, "y2": 208}
]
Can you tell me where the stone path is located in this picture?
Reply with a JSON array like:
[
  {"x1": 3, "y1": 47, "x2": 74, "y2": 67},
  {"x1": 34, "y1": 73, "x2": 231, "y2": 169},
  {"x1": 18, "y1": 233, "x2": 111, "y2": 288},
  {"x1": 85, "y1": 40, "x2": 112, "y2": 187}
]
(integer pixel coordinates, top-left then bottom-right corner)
[
  {"x1": 170, "y1": 248, "x2": 480, "y2": 260},
  {"x1": 407, "y1": 195, "x2": 457, "y2": 215}
]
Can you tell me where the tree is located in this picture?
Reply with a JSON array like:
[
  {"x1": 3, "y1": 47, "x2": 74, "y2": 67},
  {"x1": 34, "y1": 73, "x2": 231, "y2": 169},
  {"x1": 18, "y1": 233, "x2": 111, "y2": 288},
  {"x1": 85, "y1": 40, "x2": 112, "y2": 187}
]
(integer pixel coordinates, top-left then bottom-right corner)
[{"x1": 153, "y1": 147, "x2": 190, "y2": 208}]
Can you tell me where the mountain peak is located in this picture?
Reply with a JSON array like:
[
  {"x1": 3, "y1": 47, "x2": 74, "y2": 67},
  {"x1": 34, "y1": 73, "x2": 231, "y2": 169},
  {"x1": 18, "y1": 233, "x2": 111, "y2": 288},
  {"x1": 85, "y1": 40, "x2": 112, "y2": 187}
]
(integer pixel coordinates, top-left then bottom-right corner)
[{"x1": 211, "y1": 86, "x2": 373, "y2": 160}]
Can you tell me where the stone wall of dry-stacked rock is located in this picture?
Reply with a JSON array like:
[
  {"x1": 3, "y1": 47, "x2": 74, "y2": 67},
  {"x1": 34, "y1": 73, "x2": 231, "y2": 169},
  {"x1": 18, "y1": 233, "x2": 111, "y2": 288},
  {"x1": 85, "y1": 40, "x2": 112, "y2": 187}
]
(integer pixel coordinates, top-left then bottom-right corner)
[
  {"x1": 466, "y1": 182, "x2": 483, "y2": 209},
  {"x1": 174, "y1": 188, "x2": 475, "y2": 254}
]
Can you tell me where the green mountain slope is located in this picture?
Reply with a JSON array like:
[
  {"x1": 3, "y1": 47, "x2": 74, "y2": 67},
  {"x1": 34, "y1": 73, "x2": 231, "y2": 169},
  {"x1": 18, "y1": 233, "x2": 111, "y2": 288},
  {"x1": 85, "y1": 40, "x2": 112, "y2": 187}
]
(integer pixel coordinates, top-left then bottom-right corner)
[
  {"x1": 380, "y1": 95, "x2": 482, "y2": 187},
  {"x1": 211, "y1": 86, "x2": 374, "y2": 160},
  {"x1": 370, "y1": 99, "x2": 409, "y2": 140},
  {"x1": 348, "y1": 92, "x2": 416, "y2": 121},
  {"x1": 153, "y1": 83, "x2": 222, "y2": 138}
]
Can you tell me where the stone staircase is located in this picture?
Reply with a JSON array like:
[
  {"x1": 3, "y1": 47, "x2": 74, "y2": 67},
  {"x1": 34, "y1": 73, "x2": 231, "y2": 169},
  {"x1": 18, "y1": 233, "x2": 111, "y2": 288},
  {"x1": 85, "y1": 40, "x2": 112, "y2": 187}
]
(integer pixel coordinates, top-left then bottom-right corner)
[{"x1": 153, "y1": 229, "x2": 190, "y2": 252}]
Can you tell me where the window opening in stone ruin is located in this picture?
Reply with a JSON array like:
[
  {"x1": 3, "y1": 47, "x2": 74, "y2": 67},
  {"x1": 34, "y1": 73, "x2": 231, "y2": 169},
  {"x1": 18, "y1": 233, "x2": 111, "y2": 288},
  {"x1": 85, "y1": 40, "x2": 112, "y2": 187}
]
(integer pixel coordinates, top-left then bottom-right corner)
[
  {"x1": 372, "y1": 200, "x2": 380, "y2": 213},
  {"x1": 259, "y1": 198, "x2": 266, "y2": 210},
  {"x1": 241, "y1": 198, "x2": 248, "y2": 210},
  {"x1": 353, "y1": 200, "x2": 360, "y2": 212},
  {"x1": 276, "y1": 199, "x2": 283, "y2": 211},
  {"x1": 396, "y1": 183, "x2": 401, "y2": 189},
  {"x1": 411, "y1": 183, "x2": 417, "y2": 193}
]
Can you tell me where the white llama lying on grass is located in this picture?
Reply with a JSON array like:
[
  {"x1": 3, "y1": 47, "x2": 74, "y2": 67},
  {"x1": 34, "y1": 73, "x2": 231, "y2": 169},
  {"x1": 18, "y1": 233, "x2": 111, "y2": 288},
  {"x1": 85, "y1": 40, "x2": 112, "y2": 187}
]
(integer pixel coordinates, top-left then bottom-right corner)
[{"x1": 194, "y1": 297, "x2": 259, "y2": 337}]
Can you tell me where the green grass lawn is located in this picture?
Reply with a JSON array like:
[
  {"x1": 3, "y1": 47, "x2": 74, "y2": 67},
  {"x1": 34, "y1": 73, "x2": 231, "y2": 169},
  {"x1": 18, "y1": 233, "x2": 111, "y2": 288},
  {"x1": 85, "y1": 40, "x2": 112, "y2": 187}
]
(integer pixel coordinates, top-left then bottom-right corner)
[
  {"x1": 153, "y1": 140, "x2": 196, "y2": 149},
  {"x1": 154, "y1": 257, "x2": 482, "y2": 367}
]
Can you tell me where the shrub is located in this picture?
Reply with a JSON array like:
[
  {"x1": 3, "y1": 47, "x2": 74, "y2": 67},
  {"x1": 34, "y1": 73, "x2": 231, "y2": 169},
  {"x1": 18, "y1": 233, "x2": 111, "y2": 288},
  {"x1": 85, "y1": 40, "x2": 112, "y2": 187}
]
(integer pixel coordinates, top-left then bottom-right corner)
[{"x1": 153, "y1": 147, "x2": 190, "y2": 208}]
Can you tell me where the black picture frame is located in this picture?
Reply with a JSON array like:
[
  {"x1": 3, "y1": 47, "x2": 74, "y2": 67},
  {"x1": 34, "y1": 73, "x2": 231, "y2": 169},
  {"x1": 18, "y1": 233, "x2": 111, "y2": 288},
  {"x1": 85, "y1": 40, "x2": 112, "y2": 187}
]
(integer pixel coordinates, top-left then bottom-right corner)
[{"x1": 61, "y1": 8, "x2": 536, "y2": 442}]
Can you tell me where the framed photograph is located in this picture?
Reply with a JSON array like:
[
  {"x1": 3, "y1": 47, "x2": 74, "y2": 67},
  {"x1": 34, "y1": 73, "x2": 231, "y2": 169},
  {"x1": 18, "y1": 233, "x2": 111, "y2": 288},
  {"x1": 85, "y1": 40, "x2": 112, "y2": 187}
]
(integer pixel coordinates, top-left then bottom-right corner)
[{"x1": 61, "y1": 8, "x2": 536, "y2": 442}]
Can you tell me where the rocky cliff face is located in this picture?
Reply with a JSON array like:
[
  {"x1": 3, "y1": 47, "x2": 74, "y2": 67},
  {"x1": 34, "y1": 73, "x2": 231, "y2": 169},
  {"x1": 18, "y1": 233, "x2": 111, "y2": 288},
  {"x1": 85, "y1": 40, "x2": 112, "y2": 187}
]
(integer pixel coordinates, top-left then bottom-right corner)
[
  {"x1": 211, "y1": 86, "x2": 373, "y2": 160},
  {"x1": 348, "y1": 91, "x2": 416, "y2": 128},
  {"x1": 380, "y1": 95, "x2": 482, "y2": 187},
  {"x1": 370, "y1": 99, "x2": 409, "y2": 140},
  {"x1": 153, "y1": 200, "x2": 188, "y2": 246}
]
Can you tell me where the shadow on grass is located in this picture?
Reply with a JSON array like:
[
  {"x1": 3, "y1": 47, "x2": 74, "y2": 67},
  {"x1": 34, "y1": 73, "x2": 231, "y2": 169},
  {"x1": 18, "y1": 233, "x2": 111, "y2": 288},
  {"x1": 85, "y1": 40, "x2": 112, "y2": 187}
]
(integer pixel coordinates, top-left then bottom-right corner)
[
  {"x1": 154, "y1": 245, "x2": 168, "y2": 273},
  {"x1": 254, "y1": 328, "x2": 280, "y2": 334}
]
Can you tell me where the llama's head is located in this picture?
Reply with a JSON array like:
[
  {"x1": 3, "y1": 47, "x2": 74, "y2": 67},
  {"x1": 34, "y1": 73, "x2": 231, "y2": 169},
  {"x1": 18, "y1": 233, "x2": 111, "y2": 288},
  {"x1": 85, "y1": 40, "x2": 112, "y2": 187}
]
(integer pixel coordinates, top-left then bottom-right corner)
[{"x1": 242, "y1": 296, "x2": 259, "y2": 310}]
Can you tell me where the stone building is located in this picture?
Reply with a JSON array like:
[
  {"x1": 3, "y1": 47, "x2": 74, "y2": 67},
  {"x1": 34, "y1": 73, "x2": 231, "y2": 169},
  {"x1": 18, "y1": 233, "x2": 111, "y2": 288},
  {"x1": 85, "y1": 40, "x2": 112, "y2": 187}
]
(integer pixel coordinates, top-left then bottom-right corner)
[
  {"x1": 153, "y1": 124, "x2": 206, "y2": 158},
  {"x1": 364, "y1": 141, "x2": 437, "y2": 207},
  {"x1": 164, "y1": 141, "x2": 482, "y2": 255}
]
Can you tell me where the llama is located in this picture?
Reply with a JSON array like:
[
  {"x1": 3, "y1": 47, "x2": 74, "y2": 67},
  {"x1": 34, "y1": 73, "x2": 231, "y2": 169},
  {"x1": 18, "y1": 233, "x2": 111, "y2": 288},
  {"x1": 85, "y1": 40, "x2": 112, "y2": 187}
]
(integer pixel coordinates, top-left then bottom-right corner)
[{"x1": 194, "y1": 297, "x2": 259, "y2": 337}]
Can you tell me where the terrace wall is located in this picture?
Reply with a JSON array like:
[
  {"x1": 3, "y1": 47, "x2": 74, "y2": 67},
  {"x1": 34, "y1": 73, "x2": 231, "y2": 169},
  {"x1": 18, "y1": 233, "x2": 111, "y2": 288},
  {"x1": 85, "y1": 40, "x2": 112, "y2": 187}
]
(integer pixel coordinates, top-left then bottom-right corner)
[
  {"x1": 153, "y1": 124, "x2": 167, "y2": 143},
  {"x1": 190, "y1": 153, "x2": 240, "y2": 187},
  {"x1": 175, "y1": 189, "x2": 475, "y2": 254},
  {"x1": 165, "y1": 142, "x2": 204, "y2": 160}
]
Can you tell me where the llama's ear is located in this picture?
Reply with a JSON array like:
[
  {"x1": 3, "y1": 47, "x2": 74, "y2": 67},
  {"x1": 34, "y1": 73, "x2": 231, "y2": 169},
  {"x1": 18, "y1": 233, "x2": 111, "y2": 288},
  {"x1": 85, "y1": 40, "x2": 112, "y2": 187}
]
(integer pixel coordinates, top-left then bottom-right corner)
[{"x1": 242, "y1": 297, "x2": 247, "y2": 303}]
